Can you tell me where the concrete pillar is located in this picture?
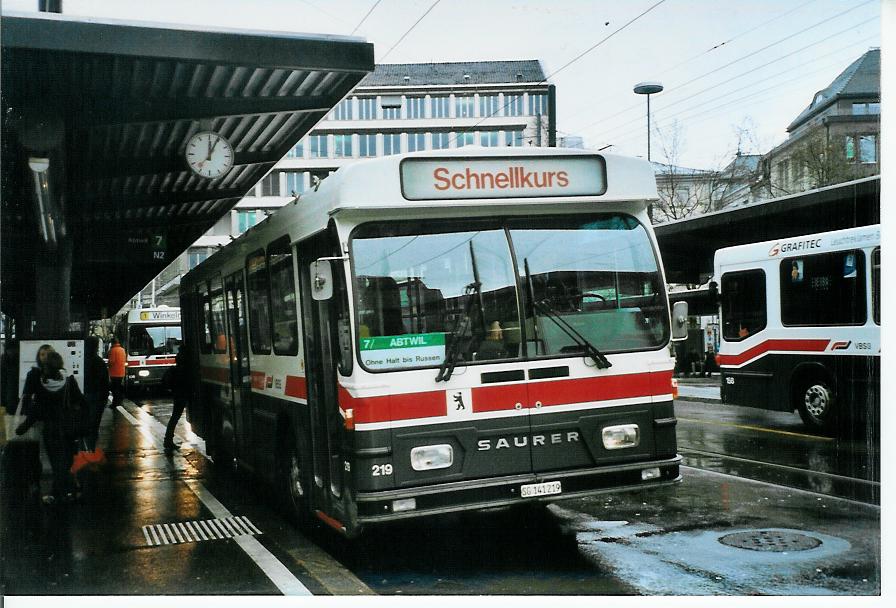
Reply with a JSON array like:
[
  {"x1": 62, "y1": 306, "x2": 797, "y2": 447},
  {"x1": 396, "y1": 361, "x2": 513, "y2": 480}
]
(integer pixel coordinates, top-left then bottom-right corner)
[{"x1": 33, "y1": 234, "x2": 73, "y2": 335}]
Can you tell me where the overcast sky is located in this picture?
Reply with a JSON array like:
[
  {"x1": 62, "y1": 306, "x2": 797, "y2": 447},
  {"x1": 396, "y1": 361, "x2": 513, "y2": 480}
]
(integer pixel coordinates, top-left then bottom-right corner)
[{"x1": 2, "y1": 0, "x2": 884, "y2": 168}]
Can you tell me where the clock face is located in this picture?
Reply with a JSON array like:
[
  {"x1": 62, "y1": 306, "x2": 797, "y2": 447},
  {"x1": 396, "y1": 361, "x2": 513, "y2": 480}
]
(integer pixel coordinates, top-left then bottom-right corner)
[{"x1": 185, "y1": 131, "x2": 234, "y2": 179}]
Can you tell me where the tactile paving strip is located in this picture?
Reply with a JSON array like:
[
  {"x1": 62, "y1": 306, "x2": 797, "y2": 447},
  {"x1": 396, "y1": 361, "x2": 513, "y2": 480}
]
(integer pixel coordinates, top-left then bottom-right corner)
[{"x1": 142, "y1": 516, "x2": 262, "y2": 546}]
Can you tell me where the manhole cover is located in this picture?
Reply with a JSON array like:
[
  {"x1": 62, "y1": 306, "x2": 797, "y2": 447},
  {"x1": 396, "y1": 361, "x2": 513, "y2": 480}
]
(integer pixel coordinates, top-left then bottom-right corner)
[{"x1": 719, "y1": 530, "x2": 822, "y2": 552}]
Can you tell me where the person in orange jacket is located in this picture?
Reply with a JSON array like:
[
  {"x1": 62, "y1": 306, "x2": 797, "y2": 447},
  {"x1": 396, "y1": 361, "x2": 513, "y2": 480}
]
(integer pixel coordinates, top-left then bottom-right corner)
[{"x1": 107, "y1": 338, "x2": 126, "y2": 409}]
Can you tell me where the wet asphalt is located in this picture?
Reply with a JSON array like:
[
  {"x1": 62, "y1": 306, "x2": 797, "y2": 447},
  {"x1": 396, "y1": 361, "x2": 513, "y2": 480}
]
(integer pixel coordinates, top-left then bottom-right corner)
[{"x1": 0, "y1": 382, "x2": 881, "y2": 596}]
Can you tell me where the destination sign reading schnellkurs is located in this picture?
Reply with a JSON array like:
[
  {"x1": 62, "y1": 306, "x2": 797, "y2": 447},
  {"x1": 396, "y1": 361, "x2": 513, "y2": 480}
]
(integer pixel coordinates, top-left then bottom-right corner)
[{"x1": 400, "y1": 156, "x2": 606, "y2": 200}]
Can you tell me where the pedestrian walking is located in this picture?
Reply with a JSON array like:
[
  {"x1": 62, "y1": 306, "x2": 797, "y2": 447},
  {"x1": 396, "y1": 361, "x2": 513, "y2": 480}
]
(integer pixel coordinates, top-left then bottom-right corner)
[
  {"x1": 163, "y1": 346, "x2": 190, "y2": 451},
  {"x1": 702, "y1": 347, "x2": 719, "y2": 377},
  {"x1": 107, "y1": 338, "x2": 126, "y2": 409},
  {"x1": 19, "y1": 343, "x2": 54, "y2": 417},
  {"x1": 15, "y1": 351, "x2": 87, "y2": 504},
  {"x1": 83, "y1": 336, "x2": 110, "y2": 451}
]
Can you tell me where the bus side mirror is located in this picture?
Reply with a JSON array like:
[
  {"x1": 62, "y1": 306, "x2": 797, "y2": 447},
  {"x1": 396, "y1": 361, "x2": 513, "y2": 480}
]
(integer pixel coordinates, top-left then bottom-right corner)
[
  {"x1": 671, "y1": 301, "x2": 688, "y2": 341},
  {"x1": 310, "y1": 259, "x2": 333, "y2": 301}
]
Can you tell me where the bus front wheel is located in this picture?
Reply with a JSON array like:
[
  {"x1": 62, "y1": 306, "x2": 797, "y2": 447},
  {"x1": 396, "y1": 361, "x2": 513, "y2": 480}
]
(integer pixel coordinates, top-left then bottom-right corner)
[
  {"x1": 796, "y1": 378, "x2": 835, "y2": 432},
  {"x1": 278, "y1": 433, "x2": 312, "y2": 527}
]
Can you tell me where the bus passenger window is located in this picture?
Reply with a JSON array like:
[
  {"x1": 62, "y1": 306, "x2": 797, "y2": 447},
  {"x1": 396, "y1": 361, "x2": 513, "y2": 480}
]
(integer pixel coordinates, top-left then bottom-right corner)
[
  {"x1": 721, "y1": 270, "x2": 766, "y2": 341},
  {"x1": 246, "y1": 249, "x2": 273, "y2": 354},
  {"x1": 779, "y1": 250, "x2": 865, "y2": 326},
  {"x1": 872, "y1": 248, "x2": 880, "y2": 325},
  {"x1": 268, "y1": 237, "x2": 299, "y2": 356}
]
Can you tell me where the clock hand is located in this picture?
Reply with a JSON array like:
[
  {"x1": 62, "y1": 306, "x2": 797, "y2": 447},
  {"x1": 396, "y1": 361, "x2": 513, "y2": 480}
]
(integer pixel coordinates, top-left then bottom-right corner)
[
  {"x1": 209, "y1": 135, "x2": 221, "y2": 157},
  {"x1": 206, "y1": 136, "x2": 212, "y2": 161}
]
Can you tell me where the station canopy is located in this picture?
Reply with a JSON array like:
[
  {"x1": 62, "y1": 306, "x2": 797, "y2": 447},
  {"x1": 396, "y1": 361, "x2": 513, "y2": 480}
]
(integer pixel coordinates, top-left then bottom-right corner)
[
  {"x1": 655, "y1": 175, "x2": 880, "y2": 286},
  {"x1": 1, "y1": 11, "x2": 373, "y2": 319}
]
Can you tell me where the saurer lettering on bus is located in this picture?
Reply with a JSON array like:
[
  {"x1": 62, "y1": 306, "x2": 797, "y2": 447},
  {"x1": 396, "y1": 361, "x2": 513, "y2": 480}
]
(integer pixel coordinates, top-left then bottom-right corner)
[
  {"x1": 433, "y1": 166, "x2": 570, "y2": 191},
  {"x1": 478, "y1": 431, "x2": 580, "y2": 451}
]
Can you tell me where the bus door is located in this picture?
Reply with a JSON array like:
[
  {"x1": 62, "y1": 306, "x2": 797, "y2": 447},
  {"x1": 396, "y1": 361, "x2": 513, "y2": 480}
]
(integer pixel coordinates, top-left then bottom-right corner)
[
  {"x1": 225, "y1": 273, "x2": 253, "y2": 465},
  {"x1": 298, "y1": 230, "x2": 349, "y2": 519}
]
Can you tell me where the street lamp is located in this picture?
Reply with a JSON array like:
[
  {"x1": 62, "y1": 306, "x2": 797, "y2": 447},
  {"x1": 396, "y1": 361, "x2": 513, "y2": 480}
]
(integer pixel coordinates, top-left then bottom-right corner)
[{"x1": 633, "y1": 81, "x2": 663, "y2": 161}]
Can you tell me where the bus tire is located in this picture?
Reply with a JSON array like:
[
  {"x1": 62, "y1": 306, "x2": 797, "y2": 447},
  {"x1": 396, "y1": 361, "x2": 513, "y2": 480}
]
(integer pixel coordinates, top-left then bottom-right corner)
[
  {"x1": 278, "y1": 431, "x2": 312, "y2": 527},
  {"x1": 795, "y1": 376, "x2": 835, "y2": 433}
]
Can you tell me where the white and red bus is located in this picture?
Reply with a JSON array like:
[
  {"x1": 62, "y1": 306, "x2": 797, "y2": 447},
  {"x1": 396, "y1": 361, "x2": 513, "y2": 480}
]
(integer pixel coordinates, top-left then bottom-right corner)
[
  {"x1": 180, "y1": 147, "x2": 686, "y2": 537},
  {"x1": 115, "y1": 306, "x2": 182, "y2": 390},
  {"x1": 715, "y1": 225, "x2": 880, "y2": 432}
]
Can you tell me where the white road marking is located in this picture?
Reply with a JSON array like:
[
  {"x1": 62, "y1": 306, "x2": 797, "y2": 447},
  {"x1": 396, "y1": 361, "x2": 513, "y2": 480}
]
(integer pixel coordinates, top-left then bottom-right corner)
[{"x1": 118, "y1": 404, "x2": 312, "y2": 595}]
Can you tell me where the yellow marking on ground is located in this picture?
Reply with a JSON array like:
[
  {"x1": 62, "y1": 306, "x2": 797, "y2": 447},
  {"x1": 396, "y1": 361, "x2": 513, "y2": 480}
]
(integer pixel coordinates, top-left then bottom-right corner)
[{"x1": 677, "y1": 417, "x2": 834, "y2": 441}]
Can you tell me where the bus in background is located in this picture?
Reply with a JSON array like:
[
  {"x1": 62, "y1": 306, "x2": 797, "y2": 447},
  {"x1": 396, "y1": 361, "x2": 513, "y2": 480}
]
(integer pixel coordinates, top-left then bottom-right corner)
[
  {"x1": 180, "y1": 147, "x2": 687, "y2": 537},
  {"x1": 715, "y1": 225, "x2": 880, "y2": 433},
  {"x1": 115, "y1": 305, "x2": 182, "y2": 391}
]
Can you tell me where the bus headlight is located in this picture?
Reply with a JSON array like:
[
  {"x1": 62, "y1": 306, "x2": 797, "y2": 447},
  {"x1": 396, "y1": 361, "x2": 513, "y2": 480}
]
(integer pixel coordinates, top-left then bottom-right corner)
[
  {"x1": 138, "y1": 370, "x2": 150, "y2": 377},
  {"x1": 602, "y1": 424, "x2": 640, "y2": 450},
  {"x1": 410, "y1": 444, "x2": 453, "y2": 471}
]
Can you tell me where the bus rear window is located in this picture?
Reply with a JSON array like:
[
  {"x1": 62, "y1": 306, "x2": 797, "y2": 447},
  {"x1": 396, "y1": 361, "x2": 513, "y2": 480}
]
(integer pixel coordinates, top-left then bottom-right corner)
[
  {"x1": 721, "y1": 270, "x2": 766, "y2": 341},
  {"x1": 779, "y1": 250, "x2": 866, "y2": 326}
]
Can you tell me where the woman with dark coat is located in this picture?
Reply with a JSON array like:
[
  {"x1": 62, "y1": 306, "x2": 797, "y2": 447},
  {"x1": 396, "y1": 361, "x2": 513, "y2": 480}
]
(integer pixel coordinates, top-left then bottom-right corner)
[
  {"x1": 16, "y1": 351, "x2": 84, "y2": 504},
  {"x1": 18, "y1": 343, "x2": 54, "y2": 417}
]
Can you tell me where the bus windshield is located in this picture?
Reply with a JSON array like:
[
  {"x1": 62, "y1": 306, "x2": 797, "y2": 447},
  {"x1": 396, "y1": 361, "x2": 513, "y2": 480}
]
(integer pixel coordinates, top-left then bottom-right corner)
[
  {"x1": 350, "y1": 213, "x2": 668, "y2": 372},
  {"x1": 128, "y1": 325, "x2": 183, "y2": 356}
]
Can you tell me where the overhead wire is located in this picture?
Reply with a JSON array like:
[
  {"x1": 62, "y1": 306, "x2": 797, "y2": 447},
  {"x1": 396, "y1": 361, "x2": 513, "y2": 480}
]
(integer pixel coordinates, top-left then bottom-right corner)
[
  {"x1": 572, "y1": 0, "x2": 877, "y2": 142},
  {"x1": 560, "y1": 0, "x2": 820, "y2": 127},
  {"x1": 579, "y1": 14, "x2": 879, "y2": 145},
  {"x1": 449, "y1": 0, "x2": 669, "y2": 145},
  {"x1": 350, "y1": 0, "x2": 383, "y2": 35},
  {"x1": 379, "y1": 0, "x2": 442, "y2": 62}
]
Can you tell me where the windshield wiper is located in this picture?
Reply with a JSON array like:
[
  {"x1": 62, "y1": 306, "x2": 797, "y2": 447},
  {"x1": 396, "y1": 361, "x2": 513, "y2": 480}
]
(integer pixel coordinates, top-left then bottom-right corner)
[
  {"x1": 524, "y1": 258, "x2": 612, "y2": 369},
  {"x1": 436, "y1": 241, "x2": 484, "y2": 382}
]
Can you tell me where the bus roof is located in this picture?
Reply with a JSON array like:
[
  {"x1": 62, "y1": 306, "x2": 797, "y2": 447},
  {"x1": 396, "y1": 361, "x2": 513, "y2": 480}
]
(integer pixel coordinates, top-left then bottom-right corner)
[
  {"x1": 714, "y1": 224, "x2": 880, "y2": 269},
  {"x1": 185, "y1": 147, "x2": 658, "y2": 283}
]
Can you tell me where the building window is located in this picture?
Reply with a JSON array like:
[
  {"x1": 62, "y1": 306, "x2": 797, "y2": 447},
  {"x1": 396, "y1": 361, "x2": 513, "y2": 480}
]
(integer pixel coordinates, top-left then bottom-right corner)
[
  {"x1": 333, "y1": 99, "x2": 353, "y2": 120},
  {"x1": 674, "y1": 187, "x2": 690, "y2": 203},
  {"x1": 779, "y1": 250, "x2": 866, "y2": 326},
  {"x1": 859, "y1": 135, "x2": 877, "y2": 163},
  {"x1": 846, "y1": 135, "x2": 877, "y2": 163},
  {"x1": 285, "y1": 141, "x2": 304, "y2": 158},
  {"x1": 529, "y1": 93, "x2": 548, "y2": 115},
  {"x1": 431, "y1": 96, "x2": 450, "y2": 118},
  {"x1": 455, "y1": 131, "x2": 474, "y2": 148},
  {"x1": 237, "y1": 210, "x2": 258, "y2": 234},
  {"x1": 505, "y1": 94, "x2": 523, "y2": 116},
  {"x1": 505, "y1": 129, "x2": 524, "y2": 147},
  {"x1": 407, "y1": 97, "x2": 426, "y2": 119},
  {"x1": 261, "y1": 172, "x2": 280, "y2": 196},
  {"x1": 333, "y1": 134, "x2": 353, "y2": 158},
  {"x1": 479, "y1": 95, "x2": 499, "y2": 118},
  {"x1": 309, "y1": 135, "x2": 328, "y2": 158},
  {"x1": 382, "y1": 107, "x2": 400, "y2": 120},
  {"x1": 455, "y1": 95, "x2": 474, "y2": 118},
  {"x1": 480, "y1": 131, "x2": 499, "y2": 147},
  {"x1": 852, "y1": 102, "x2": 880, "y2": 115},
  {"x1": 383, "y1": 133, "x2": 401, "y2": 155},
  {"x1": 189, "y1": 249, "x2": 210, "y2": 269},
  {"x1": 431, "y1": 132, "x2": 450, "y2": 150},
  {"x1": 284, "y1": 171, "x2": 305, "y2": 195},
  {"x1": 358, "y1": 97, "x2": 377, "y2": 120},
  {"x1": 359, "y1": 133, "x2": 376, "y2": 157},
  {"x1": 721, "y1": 270, "x2": 766, "y2": 341},
  {"x1": 407, "y1": 132, "x2": 426, "y2": 153}
]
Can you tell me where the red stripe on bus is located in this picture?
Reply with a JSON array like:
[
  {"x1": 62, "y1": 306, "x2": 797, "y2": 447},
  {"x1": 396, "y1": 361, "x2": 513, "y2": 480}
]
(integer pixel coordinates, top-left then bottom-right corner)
[
  {"x1": 339, "y1": 387, "x2": 446, "y2": 423},
  {"x1": 340, "y1": 370, "x2": 673, "y2": 424},
  {"x1": 717, "y1": 339, "x2": 830, "y2": 367},
  {"x1": 284, "y1": 375, "x2": 307, "y2": 400},
  {"x1": 471, "y1": 384, "x2": 528, "y2": 412},
  {"x1": 200, "y1": 366, "x2": 229, "y2": 383},
  {"x1": 529, "y1": 370, "x2": 673, "y2": 407},
  {"x1": 145, "y1": 358, "x2": 176, "y2": 365}
]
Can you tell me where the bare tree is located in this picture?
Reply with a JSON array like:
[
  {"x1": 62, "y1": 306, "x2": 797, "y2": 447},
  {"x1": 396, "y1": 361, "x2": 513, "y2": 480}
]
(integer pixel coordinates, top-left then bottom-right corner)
[{"x1": 652, "y1": 121, "x2": 728, "y2": 222}]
